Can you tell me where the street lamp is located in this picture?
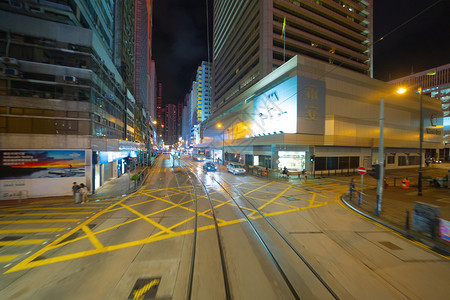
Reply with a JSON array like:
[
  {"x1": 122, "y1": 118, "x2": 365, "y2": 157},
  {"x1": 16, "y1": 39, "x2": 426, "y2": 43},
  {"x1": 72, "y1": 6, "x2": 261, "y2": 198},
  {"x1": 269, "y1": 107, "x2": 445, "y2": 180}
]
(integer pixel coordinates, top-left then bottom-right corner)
[
  {"x1": 376, "y1": 88, "x2": 407, "y2": 216},
  {"x1": 398, "y1": 72, "x2": 435, "y2": 196},
  {"x1": 217, "y1": 123, "x2": 224, "y2": 164}
]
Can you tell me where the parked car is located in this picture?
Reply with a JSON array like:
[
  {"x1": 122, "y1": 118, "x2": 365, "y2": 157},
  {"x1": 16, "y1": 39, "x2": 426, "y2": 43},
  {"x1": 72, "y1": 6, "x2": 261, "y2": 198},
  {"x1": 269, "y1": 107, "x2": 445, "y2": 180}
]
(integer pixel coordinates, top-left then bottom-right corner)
[
  {"x1": 227, "y1": 163, "x2": 246, "y2": 175},
  {"x1": 203, "y1": 162, "x2": 217, "y2": 171}
]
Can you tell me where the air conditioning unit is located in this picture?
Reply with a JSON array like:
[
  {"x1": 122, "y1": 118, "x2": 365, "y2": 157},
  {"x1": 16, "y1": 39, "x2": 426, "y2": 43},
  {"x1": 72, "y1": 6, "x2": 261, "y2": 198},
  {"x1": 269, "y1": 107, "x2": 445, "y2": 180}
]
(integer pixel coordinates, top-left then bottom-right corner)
[
  {"x1": 0, "y1": 57, "x2": 19, "y2": 66},
  {"x1": 63, "y1": 75, "x2": 77, "y2": 84},
  {"x1": 3, "y1": 67, "x2": 20, "y2": 76}
]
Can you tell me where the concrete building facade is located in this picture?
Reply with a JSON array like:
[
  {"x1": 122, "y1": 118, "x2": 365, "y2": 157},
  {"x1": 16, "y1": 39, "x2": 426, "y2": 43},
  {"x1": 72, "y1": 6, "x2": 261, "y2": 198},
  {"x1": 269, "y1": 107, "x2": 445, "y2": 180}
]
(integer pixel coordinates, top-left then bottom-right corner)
[
  {"x1": 0, "y1": 1, "x2": 154, "y2": 199},
  {"x1": 202, "y1": 55, "x2": 443, "y2": 174},
  {"x1": 388, "y1": 63, "x2": 450, "y2": 160}
]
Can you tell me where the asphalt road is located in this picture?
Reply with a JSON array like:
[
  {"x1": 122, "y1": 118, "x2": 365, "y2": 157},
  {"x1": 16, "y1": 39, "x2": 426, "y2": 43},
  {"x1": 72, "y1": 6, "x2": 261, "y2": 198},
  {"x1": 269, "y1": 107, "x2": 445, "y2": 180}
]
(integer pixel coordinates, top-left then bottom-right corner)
[{"x1": 0, "y1": 156, "x2": 448, "y2": 299}]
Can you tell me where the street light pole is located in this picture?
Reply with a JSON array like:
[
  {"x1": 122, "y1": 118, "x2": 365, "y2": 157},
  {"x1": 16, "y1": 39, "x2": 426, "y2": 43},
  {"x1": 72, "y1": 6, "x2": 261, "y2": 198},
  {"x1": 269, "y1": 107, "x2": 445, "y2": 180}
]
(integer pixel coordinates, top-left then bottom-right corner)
[
  {"x1": 418, "y1": 86, "x2": 423, "y2": 196},
  {"x1": 376, "y1": 97, "x2": 385, "y2": 216}
]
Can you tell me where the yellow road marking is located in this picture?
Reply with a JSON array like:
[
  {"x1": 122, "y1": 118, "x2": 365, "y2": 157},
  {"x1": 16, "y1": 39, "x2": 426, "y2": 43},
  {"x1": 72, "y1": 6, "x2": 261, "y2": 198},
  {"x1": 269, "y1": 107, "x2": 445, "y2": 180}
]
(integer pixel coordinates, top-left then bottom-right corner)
[
  {"x1": 0, "y1": 212, "x2": 91, "y2": 216},
  {"x1": 0, "y1": 239, "x2": 46, "y2": 246},
  {"x1": 119, "y1": 203, "x2": 174, "y2": 234},
  {"x1": 308, "y1": 194, "x2": 317, "y2": 207},
  {"x1": 0, "y1": 228, "x2": 65, "y2": 234},
  {"x1": 81, "y1": 225, "x2": 103, "y2": 249},
  {"x1": 0, "y1": 219, "x2": 80, "y2": 224},
  {"x1": 140, "y1": 192, "x2": 226, "y2": 223},
  {"x1": 3, "y1": 180, "x2": 339, "y2": 273},
  {"x1": 1, "y1": 207, "x2": 99, "y2": 211},
  {"x1": 133, "y1": 279, "x2": 160, "y2": 299},
  {"x1": 0, "y1": 255, "x2": 19, "y2": 262},
  {"x1": 243, "y1": 182, "x2": 274, "y2": 196},
  {"x1": 250, "y1": 186, "x2": 292, "y2": 217}
]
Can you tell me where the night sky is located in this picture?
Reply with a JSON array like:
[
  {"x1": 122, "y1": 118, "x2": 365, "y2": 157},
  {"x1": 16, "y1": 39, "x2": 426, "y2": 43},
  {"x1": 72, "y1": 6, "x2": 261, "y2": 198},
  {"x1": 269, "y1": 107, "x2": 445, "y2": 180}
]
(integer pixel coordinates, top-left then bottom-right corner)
[{"x1": 152, "y1": 0, "x2": 450, "y2": 105}]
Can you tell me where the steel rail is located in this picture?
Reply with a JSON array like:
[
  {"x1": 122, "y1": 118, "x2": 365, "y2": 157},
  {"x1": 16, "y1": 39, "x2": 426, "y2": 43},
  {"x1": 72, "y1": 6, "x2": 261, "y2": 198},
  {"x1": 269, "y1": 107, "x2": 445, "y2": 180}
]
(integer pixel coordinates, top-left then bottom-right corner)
[
  {"x1": 213, "y1": 175, "x2": 340, "y2": 300},
  {"x1": 180, "y1": 160, "x2": 231, "y2": 300}
]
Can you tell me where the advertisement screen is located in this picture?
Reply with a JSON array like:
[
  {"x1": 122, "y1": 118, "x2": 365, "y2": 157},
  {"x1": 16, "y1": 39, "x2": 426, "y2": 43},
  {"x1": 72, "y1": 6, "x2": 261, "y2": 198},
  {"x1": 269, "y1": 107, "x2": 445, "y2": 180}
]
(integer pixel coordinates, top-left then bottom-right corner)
[
  {"x1": 253, "y1": 76, "x2": 298, "y2": 136},
  {"x1": 0, "y1": 150, "x2": 85, "y2": 179}
]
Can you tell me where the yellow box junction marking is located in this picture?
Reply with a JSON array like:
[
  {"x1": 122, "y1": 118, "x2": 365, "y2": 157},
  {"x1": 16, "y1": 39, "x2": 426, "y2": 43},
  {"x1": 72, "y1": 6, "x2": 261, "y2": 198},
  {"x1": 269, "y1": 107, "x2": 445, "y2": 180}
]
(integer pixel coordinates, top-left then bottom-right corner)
[
  {"x1": 0, "y1": 219, "x2": 80, "y2": 224},
  {"x1": 0, "y1": 255, "x2": 20, "y2": 262},
  {"x1": 0, "y1": 239, "x2": 46, "y2": 246},
  {"x1": 0, "y1": 228, "x2": 65, "y2": 234},
  {"x1": 4, "y1": 181, "x2": 338, "y2": 273},
  {"x1": 81, "y1": 225, "x2": 104, "y2": 249},
  {"x1": 0, "y1": 212, "x2": 91, "y2": 217}
]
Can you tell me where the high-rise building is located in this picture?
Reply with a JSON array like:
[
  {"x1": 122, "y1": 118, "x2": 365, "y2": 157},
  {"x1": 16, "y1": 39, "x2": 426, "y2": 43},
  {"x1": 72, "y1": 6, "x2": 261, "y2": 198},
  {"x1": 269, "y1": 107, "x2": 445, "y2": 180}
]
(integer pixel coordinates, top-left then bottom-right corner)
[
  {"x1": 156, "y1": 81, "x2": 163, "y2": 143},
  {"x1": 164, "y1": 103, "x2": 177, "y2": 145},
  {"x1": 213, "y1": 0, "x2": 372, "y2": 108},
  {"x1": 195, "y1": 61, "x2": 212, "y2": 122},
  {"x1": 0, "y1": 1, "x2": 154, "y2": 199}
]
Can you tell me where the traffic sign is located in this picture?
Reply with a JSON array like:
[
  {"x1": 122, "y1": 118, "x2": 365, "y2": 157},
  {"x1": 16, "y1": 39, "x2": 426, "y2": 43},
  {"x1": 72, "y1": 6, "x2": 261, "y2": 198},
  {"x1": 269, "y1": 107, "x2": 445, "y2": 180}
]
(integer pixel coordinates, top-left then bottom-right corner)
[{"x1": 357, "y1": 167, "x2": 367, "y2": 175}]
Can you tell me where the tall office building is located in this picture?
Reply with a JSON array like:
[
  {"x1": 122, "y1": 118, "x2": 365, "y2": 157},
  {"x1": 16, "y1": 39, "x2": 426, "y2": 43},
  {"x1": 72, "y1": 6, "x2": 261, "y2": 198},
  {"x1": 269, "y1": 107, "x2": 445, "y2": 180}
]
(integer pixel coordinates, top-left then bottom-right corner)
[
  {"x1": 213, "y1": 0, "x2": 372, "y2": 108},
  {"x1": 164, "y1": 103, "x2": 177, "y2": 145},
  {"x1": 0, "y1": 1, "x2": 154, "y2": 199},
  {"x1": 195, "y1": 61, "x2": 212, "y2": 122}
]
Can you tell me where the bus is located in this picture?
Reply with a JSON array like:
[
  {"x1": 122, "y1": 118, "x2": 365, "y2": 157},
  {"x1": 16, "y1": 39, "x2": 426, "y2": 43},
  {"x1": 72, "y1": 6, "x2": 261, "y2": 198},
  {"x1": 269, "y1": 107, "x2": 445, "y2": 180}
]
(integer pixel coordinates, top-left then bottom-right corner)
[{"x1": 193, "y1": 149, "x2": 206, "y2": 161}]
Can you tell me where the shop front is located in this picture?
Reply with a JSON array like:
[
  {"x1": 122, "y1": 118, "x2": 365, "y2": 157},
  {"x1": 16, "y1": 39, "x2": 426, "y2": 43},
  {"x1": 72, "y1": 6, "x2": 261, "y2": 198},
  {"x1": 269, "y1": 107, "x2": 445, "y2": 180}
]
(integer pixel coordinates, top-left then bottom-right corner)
[{"x1": 277, "y1": 151, "x2": 306, "y2": 171}]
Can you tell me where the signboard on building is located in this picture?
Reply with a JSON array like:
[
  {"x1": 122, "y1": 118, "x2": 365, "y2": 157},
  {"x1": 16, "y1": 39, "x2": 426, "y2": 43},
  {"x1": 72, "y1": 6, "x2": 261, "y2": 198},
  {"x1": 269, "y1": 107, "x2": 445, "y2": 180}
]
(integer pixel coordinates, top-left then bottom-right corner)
[
  {"x1": 298, "y1": 76, "x2": 325, "y2": 135},
  {"x1": 253, "y1": 76, "x2": 297, "y2": 136},
  {"x1": 0, "y1": 150, "x2": 85, "y2": 179}
]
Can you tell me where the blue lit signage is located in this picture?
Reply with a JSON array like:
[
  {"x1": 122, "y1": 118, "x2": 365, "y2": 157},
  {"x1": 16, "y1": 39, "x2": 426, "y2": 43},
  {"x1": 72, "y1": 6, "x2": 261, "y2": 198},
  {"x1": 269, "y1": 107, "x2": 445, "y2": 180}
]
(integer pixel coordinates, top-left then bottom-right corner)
[{"x1": 99, "y1": 151, "x2": 136, "y2": 164}]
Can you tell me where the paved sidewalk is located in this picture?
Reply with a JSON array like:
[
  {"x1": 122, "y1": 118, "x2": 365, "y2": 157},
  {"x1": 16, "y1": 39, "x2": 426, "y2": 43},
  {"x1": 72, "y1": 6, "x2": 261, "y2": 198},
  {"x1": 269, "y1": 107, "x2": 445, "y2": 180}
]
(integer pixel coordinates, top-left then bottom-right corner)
[{"x1": 0, "y1": 166, "x2": 147, "y2": 207}]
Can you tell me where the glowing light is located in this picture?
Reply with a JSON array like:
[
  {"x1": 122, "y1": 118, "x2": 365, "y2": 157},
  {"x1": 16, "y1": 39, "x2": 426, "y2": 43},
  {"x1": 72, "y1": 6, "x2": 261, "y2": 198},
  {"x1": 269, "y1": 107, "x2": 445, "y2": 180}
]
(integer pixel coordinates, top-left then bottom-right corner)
[{"x1": 397, "y1": 88, "x2": 406, "y2": 94}]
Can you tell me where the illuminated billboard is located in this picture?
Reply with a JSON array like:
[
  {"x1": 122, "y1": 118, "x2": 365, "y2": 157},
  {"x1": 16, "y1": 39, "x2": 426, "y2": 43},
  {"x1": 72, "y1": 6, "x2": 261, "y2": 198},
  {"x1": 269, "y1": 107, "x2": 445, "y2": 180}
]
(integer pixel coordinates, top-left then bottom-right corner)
[
  {"x1": 253, "y1": 76, "x2": 298, "y2": 135},
  {"x1": 0, "y1": 150, "x2": 85, "y2": 179}
]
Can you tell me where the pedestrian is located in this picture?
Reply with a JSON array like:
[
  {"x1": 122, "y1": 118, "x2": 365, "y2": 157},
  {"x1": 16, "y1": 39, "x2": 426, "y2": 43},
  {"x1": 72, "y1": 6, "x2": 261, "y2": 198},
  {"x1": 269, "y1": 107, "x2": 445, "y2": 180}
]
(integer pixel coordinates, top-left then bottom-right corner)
[
  {"x1": 302, "y1": 169, "x2": 307, "y2": 181},
  {"x1": 79, "y1": 183, "x2": 88, "y2": 203},
  {"x1": 349, "y1": 178, "x2": 355, "y2": 194},
  {"x1": 283, "y1": 166, "x2": 289, "y2": 178},
  {"x1": 72, "y1": 182, "x2": 81, "y2": 203}
]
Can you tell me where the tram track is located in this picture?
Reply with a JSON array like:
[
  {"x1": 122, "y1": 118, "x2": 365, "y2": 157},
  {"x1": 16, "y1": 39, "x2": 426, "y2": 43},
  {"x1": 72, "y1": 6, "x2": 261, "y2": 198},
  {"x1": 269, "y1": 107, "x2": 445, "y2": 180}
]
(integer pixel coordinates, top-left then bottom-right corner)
[{"x1": 181, "y1": 159, "x2": 340, "y2": 300}]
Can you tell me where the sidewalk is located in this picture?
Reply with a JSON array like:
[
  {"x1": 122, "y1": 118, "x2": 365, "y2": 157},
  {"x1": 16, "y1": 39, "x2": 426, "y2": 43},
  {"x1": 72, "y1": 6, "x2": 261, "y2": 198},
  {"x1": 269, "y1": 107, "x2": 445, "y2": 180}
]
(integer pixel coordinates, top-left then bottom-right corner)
[
  {"x1": 249, "y1": 162, "x2": 450, "y2": 255},
  {"x1": 0, "y1": 166, "x2": 148, "y2": 207},
  {"x1": 331, "y1": 165, "x2": 450, "y2": 255}
]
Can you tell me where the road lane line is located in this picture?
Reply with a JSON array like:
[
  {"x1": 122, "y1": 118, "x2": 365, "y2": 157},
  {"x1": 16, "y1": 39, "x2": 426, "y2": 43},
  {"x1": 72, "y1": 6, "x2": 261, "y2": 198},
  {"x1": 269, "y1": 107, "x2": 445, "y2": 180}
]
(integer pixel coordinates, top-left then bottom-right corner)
[
  {"x1": 0, "y1": 212, "x2": 91, "y2": 217},
  {"x1": 0, "y1": 228, "x2": 65, "y2": 234},
  {"x1": 0, "y1": 239, "x2": 46, "y2": 246},
  {"x1": 81, "y1": 225, "x2": 103, "y2": 249},
  {"x1": 250, "y1": 186, "x2": 292, "y2": 217},
  {"x1": 0, "y1": 219, "x2": 80, "y2": 224},
  {"x1": 1, "y1": 207, "x2": 99, "y2": 211},
  {"x1": 0, "y1": 255, "x2": 19, "y2": 262},
  {"x1": 119, "y1": 203, "x2": 174, "y2": 234}
]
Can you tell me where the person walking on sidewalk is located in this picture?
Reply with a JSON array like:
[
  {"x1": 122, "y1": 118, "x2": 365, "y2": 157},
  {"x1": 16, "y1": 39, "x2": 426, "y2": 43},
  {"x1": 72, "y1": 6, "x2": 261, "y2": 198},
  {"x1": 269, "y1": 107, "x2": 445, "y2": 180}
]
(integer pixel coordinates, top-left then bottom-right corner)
[
  {"x1": 79, "y1": 183, "x2": 88, "y2": 203},
  {"x1": 72, "y1": 182, "x2": 81, "y2": 203}
]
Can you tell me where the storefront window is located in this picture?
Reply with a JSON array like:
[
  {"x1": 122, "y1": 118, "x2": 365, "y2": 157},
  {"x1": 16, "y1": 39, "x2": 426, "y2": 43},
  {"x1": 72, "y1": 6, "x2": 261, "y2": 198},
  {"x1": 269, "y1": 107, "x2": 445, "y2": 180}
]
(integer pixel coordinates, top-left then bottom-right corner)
[{"x1": 278, "y1": 151, "x2": 305, "y2": 170}]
